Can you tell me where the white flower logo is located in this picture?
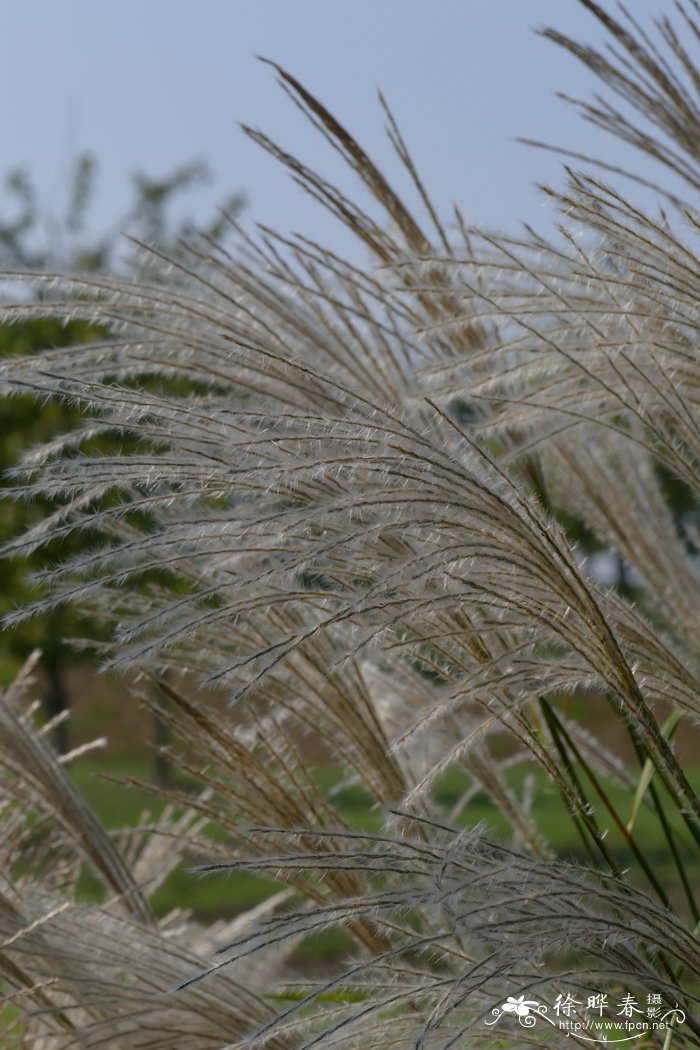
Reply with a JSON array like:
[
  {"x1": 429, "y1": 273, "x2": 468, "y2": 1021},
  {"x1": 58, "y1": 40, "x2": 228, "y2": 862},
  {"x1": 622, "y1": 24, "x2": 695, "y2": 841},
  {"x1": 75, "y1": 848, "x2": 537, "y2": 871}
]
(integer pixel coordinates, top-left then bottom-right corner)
[{"x1": 502, "y1": 995, "x2": 541, "y2": 1017}]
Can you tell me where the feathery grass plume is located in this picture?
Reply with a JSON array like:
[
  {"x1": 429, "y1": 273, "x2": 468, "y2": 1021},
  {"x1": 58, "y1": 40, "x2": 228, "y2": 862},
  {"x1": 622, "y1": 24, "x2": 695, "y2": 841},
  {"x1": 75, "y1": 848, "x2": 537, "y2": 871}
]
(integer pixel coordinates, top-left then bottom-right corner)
[
  {"x1": 0, "y1": 658, "x2": 297, "y2": 1048},
  {"x1": 1, "y1": 0, "x2": 700, "y2": 1045}
]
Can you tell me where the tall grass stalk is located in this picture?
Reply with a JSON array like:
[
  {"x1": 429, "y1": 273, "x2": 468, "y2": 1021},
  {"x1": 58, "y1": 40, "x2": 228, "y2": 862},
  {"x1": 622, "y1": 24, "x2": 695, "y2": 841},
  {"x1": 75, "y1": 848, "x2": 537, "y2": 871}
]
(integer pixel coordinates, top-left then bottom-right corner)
[{"x1": 1, "y1": 1, "x2": 700, "y2": 1046}]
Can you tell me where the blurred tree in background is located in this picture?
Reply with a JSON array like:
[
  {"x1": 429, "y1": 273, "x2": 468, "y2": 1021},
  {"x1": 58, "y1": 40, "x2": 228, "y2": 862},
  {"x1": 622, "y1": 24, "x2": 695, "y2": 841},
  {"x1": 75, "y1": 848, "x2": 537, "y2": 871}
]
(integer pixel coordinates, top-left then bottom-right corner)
[{"x1": 0, "y1": 156, "x2": 244, "y2": 750}]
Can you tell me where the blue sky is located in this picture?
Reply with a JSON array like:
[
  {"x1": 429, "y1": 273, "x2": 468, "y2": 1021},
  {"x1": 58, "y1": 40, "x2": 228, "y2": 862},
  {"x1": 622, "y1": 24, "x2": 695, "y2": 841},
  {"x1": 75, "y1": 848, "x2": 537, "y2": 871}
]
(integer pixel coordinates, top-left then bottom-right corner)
[{"x1": 4, "y1": 1, "x2": 666, "y2": 260}]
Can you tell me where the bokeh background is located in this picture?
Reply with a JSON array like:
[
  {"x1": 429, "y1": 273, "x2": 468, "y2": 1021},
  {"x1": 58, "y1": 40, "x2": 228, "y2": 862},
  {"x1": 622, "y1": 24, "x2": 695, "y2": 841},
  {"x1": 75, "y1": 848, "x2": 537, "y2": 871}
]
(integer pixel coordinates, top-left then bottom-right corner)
[{"x1": 4, "y1": 0, "x2": 665, "y2": 258}]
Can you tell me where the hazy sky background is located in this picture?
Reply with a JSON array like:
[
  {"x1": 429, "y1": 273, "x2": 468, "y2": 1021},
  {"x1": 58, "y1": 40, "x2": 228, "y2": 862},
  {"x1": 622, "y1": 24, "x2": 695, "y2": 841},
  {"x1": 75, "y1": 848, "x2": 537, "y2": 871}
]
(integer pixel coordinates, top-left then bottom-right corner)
[{"x1": 3, "y1": 0, "x2": 669, "y2": 261}]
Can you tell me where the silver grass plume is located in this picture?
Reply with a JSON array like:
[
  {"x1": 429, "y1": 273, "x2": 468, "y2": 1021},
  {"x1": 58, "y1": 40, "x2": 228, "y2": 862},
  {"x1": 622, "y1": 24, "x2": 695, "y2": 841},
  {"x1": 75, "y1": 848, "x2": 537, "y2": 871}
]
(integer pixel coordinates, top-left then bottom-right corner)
[
  {"x1": 1, "y1": 1, "x2": 700, "y2": 1046},
  {"x1": 0, "y1": 657, "x2": 296, "y2": 1048}
]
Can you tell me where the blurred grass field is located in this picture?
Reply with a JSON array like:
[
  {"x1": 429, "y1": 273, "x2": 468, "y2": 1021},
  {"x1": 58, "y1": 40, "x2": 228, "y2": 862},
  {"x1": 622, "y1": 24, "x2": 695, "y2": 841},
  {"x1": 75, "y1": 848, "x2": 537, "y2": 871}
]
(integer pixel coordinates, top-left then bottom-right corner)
[
  {"x1": 7, "y1": 666, "x2": 697, "y2": 963},
  {"x1": 68, "y1": 756, "x2": 700, "y2": 963}
]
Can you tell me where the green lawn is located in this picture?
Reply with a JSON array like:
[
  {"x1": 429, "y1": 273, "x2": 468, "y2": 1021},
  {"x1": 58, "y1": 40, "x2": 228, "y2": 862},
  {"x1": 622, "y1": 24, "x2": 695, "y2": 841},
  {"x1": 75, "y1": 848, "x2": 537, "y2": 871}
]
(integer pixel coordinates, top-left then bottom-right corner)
[{"x1": 69, "y1": 758, "x2": 700, "y2": 926}]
